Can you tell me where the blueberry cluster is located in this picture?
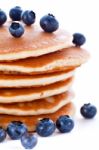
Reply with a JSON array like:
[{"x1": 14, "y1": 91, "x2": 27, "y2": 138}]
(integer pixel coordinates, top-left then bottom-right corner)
[
  {"x1": 0, "y1": 7, "x2": 59, "y2": 38},
  {"x1": 0, "y1": 6, "x2": 86, "y2": 46},
  {"x1": 0, "y1": 121, "x2": 38, "y2": 149},
  {"x1": 36, "y1": 116, "x2": 74, "y2": 137},
  {"x1": 0, "y1": 115, "x2": 74, "y2": 149},
  {"x1": 0, "y1": 103, "x2": 97, "y2": 149}
]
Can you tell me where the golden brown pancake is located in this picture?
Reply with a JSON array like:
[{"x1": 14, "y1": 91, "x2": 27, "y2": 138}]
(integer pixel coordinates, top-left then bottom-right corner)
[
  {"x1": 0, "y1": 77, "x2": 74, "y2": 103},
  {"x1": 0, "y1": 91, "x2": 74, "y2": 115},
  {"x1": 0, "y1": 23, "x2": 73, "y2": 61},
  {"x1": 0, "y1": 69, "x2": 75, "y2": 88},
  {"x1": 0, "y1": 102, "x2": 75, "y2": 132},
  {"x1": 0, "y1": 47, "x2": 89, "y2": 74}
]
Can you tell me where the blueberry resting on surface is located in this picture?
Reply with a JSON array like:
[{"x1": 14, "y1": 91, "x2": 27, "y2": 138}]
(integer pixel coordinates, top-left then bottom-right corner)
[
  {"x1": 56, "y1": 115, "x2": 74, "y2": 133},
  {"x1": 0, "y1": 9, "x2": 7, "y2": 26},
  {"x1": 21, "y1": 132, "x2": 38, "y2": 149},
  {"x1": 80, "y1": 103, "x2": 97, "y2": 119},
  {"x1": 7, "y1": 121, "x2": 27, "y2": 140},
  {"x1": 21, "y1": 10, "x2": 36, "y2": 25},
  {"x1": 36, "y1": 118, "x2": 56, "y2": 137},
  {"x1": 0, "y1": 127, "x2": 6, "y2": 142},
  {"x1": 9, "y1": 6, "x2": 23, "y2": 21},
  {"x1": 9, "y1": 22, "x2": 24, "y2": 38},
  {"x1": 73, "y1": 33, "x2": 86, "y2": 46},
  {"x1": 40, "y1": 14, "x2": 59, "y2": 33}
]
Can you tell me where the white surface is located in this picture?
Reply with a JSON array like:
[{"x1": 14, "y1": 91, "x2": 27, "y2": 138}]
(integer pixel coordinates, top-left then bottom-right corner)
[{"x1": 0, "y1": 0, "x2": 99, "y2": 150}]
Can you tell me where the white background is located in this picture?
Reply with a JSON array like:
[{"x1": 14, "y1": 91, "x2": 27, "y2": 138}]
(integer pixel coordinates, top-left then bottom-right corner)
[{"x1": 0, "y1": 0, "x2": 99, "y2": 150}]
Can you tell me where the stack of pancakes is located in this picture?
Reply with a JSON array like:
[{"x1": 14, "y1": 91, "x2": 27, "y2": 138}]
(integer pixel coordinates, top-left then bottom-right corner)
[{"x1": 0, "y1": 24, "x2": 89, "y2": 131}]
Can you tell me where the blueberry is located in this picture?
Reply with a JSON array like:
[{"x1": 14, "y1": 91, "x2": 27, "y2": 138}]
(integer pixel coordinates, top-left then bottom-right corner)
[
  {"x1": 40, "y1": 14, "x2": 59, "y2": 33},
  {"x1": 36, "y1": 118, "x2": 56, "y2": 137},
  {"x1": 9, "y1": 6, "x2": 22, "y2": 21},
  {"x1": 0, "y1": 127, "x2": 6, "y2": 142},
  {"x1": 80, "y1": 103, "x2": 97, "y2": 119},
  {"x1": 7, "y1": 121, "x2": 27, "y2": 140},
  {"x1": 56, "y1": 115, "x2": 74, "y2": 133},
  {"x1": 73, "y1": 33, "x2": 86, "y2": 46},
  {"x1": 0, "y1": 9, "x2": 7, "y2": 26},
  {"x1": 9, "y1": 22, "x2": 24, "y2": 38},
  {"x1": 22, "y1": 10, "x2": 36, "y2": 25},
  {"x1": 21, "y1": 132, "x2": 38, "y2": 149}
]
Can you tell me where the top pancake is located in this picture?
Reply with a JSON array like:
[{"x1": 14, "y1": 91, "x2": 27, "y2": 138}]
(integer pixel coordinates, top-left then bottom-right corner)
[{"x1": 0, "y1": 23, "x2": 73, "y2": 61}]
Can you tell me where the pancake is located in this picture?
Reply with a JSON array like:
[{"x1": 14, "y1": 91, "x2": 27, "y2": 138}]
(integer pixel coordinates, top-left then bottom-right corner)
[
  {"x1": 0, "y1": 102, "x2": 75, "y2": 132},
  {"x1": 0, "y1": 77, "x2": 73, "y2": 103},
  {"x1": 0, "y1": 47, "x2": 89, "y2": 74},
  {"x1": 0, "y1": 69, "x2": 75, "y2": 88},
  {"x1": 0, "y1": 23, "x2": 73, "y2": 61},
  {"x1": 0, "y1": 91, "x2": 74, "y2": 115}
]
